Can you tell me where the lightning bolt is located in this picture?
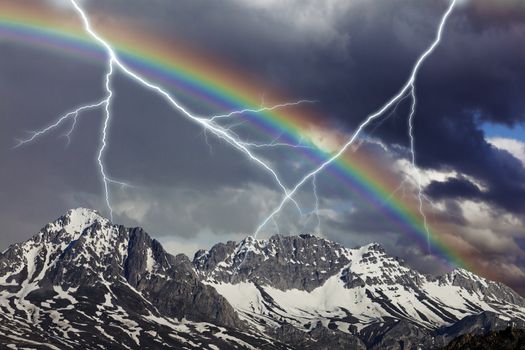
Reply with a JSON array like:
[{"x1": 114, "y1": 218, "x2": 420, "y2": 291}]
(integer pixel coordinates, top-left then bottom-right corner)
[
  {"x1": 98, "y1": 59, "x2": 115, "y2": 221},
  {"x1": 239, "y1": 136, "x2": 313, "y2": 150},
  {"x1": 407, "y1": 87, "x2": 432, "y2": 251},
  {"x1": 63, "y1": 109, "x2": 80, "y2": 147},
  {"x1": 250, "y1": 0, "x2": 457, "y2": 250},
  {"x1": 16, "y1": 0, "x2": 455, "y2": 265},
  {"x1": 14, "y1": 100, "x2": 106, "y2": 148},
  {"x1": 312, "y1": 175, "x2": 321, "y2": 235},
  {"x1": 353, "y1": 92, "x2": 410, "y2": 152},
  {"x1": 16, "y1": 0, "x2": 313, "y2": 221},
  {"x1": 209, "y1": 99, "x2": 316, "y2": 121}
]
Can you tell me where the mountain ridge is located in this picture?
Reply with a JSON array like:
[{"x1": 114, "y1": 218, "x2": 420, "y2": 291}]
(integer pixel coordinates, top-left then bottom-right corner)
[{"x1": 0, "y1": 208, "x2": 523, "y2": 349}]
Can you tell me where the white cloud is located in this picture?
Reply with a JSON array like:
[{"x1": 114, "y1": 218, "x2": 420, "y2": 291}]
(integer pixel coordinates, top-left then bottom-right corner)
[
  {"x1": 461, "y1": 226, "x2": 519, "y2": 254},
  {"x1": 394, "y1": 158, "x2": 457, "y2": 187},
  {"x1": 113, "y1": 200, "x2": 151, "y2": 223},
  {"x1": 487, "y1": 137, "x2": 525, "y2": 166},
  {"x1": 460, "y1": 200, "x2": 522, "y2": 231},
  {"x1": 229, "y1": 0, "x2": 354, "y2": 46}
]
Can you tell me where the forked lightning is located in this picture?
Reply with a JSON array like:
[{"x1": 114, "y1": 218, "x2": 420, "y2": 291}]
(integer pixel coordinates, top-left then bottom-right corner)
[
  {"x1": 251, "y1": 0, "x2": 457, "y2": 253},
  {"x1": 16, "y1": 0, "x2": 311, "y2": 221}
]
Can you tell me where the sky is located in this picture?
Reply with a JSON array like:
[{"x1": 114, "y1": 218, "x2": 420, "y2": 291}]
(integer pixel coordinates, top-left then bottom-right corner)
[{"x1": 1, "y1": 0, "x2": 525, "y2": 293}]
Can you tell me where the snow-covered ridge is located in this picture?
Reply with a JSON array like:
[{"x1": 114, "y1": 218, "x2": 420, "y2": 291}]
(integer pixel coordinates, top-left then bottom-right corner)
[
  {"x1": 0, "y1": 208, "x2": 116, "y2": 282},
  {"x1": 46, "y1": 207, "x2": 109, "y2": 234},
  {"x1": 1, "y1": 209, "x2": 525, "y2": 349},
  {"x1": 195, "y1": 233, "x2": 525, "y2": 340},
  {"x1": 0, "y1": 208, "x2": 266, "y2": 349}
]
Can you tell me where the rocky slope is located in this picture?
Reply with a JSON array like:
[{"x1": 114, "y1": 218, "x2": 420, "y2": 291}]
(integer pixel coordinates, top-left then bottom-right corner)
[
  {"x1": 442, "y1": 327, "x2": 525, "y2": 350},
  {"x1": 194, "y1": 234, "x2": 525, "y2": 349},
  {"x1": 0, "y1": 208, "x2": 284, "y2": 349},
  {"x1": 1, "y1": 208, "x2": 524, "y2": 349}
]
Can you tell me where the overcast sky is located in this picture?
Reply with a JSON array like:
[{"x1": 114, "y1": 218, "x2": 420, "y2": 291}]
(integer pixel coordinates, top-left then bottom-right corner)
[{"x1": 1, "y1": 0, "x2": 525, "y2": 293}]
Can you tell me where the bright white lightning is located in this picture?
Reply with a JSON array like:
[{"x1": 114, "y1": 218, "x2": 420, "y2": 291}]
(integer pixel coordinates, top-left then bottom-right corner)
[
  {"x1": 353, "y1": 92, "x2": 410, "y2": 152},
  {"x1": 98, "y1": 59, "x2": 115, "y2": 221},
  {"x1": 209, "y1": 99, "x2": 316, "y2": 121},
  {"x1": 63, "y1": 111, "x2": 78, "y2": 147},
  {"x1": 69, "y1": 0, "x2": 320, "y2": 220},
  {"x1": 239, "y1": 139, "x2": 313, "y2": 150},
  {"x1": 14, "y1": 100, "x2": 106, "y2": 148},
  {"x1": 17, "y1": 0, "x2": 455, "y2": 264},
  {"x1": 251, "y1": 0, "x2": 457, "y2": 244},
  {"x1": 18, "y1": 0, "x2": 309, "y2": 220},
  {"x1": 407, "y1": 86, "x2": 432, "y2": 251},
  {"x1": 312, "y1": 175, "x2": 321, "y2": 235}
]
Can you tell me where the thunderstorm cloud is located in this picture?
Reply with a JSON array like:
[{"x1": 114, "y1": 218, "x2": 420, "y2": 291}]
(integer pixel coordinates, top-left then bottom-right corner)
[{"x1": 1, "y1": 0, "x2": 525, "y2": 294}]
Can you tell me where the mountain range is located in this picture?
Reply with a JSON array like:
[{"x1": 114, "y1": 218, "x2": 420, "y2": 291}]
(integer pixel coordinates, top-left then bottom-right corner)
[{"x1": 0, "y1": 208, "x2": 524, "y2": 349}]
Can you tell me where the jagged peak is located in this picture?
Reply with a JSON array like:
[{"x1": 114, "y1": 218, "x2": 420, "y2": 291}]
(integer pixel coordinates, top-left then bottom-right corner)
[
  {"x1": 447, "y1": 268, "x2": 485, "y2": 280},
  {"x1": 442, "y1": 267, "x2": 491, "y2": 288},
  {"x1": 239, "y1": 233, "x2": 342, "y2": 248},
  {"x1": 63, "y1": 207, "x2": 107, "y2": 223},
  {"x1": 196, "y1": 234, "x2": 353, "y2": 267},
  {"x1": 46, "y1": 208, "x2": 110, "y2": 235},
  {"x1": 360, "y1": 242, "x2": 385, "y2": 252},
  {"x1": 18, "y1": 208, "x2": 117, "y2": 249}
]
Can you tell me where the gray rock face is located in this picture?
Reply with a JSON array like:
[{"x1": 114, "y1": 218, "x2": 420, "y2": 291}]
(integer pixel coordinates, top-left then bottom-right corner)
[
  {"x1": 0, "y1": 209, "x2": 278, "y2": 349},
  {"x1": 432, "y1": 311, "x2": 525, "y2": 347},
  {"x1": 194, "y1": 234, "x2": 351, "y2": 291},
  {"x1": 194, "y1": 234, "x2": 525, "y2": 350},
  {"x1": 273, "y1": 322, "x2": 367, "y2": 349},
  {"x1": 436, "y1": 269, "x2": 525, "y2": 308},
  {"x1": 361, "y1": 318, "x2": 432, "y2": 350},
  {"x1": 2, "y1": 208, "x2": 525, "y2": 349},
  {"x1": 441, "y1": 326, "x2": 525, "y2": 350}
]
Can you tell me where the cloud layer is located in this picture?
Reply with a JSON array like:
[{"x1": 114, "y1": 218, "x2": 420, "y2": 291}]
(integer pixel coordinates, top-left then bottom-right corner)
[{"x1": 2, "y1": 0, "x2": 524, "y2": 293}]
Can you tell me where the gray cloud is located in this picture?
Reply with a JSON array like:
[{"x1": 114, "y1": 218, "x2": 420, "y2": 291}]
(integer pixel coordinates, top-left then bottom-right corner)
[{"x1": 2, "y1": 0, "x2": 525, "y2": 293}]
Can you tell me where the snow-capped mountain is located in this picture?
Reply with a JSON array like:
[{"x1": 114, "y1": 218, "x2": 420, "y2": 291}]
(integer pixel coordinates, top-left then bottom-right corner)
[
  {"x1": 193, "y1": 234, "x2": 525, "y2": 349},
  {"x1": 0, "y1": 209, "x2": 282, "y2": 349},
  {"x1": 0, "y1": 208, "x2": 524, "y2": 349}
]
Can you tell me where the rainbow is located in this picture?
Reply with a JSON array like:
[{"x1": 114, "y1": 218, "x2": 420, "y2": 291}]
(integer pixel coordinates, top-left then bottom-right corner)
[{"x1": 0, "y1": 3, "x2": 473, "y2": 271}]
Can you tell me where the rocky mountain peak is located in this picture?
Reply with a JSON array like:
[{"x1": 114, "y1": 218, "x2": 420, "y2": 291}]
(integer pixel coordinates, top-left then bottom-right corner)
[
  {"x1": 194, "y1": 234, "x2": 354, "y2": 291},
  {"x1": 0, "y1": 209, "x2": 245, "y2": 335},
  {"x1": 2, "y1": 210, "x2": 525, "y2": 350},
  {"x1": 2, "y1": 210, "x2": 525, "y2": 349},
  {"x1": 437, "y1": 268, "x2": 525, "y2": 307},
  {"x1": 362, "y1": 242, "x2": 385, "y2": 252},
  {"x1": 49, "y1": 207, "x2": 107, "y2": 232}
]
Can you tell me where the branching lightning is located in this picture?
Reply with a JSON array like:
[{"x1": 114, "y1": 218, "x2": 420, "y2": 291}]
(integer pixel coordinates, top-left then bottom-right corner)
[
  {"x1": 98, "y1": 59, "x2": 115, "y2": 221},
  {"x1": 250, "y1": 0, "x2": 457, "y2": 251},
  {"x1": 14, "y1": 100, "x2": 106, "y2": 148},
  {"x1": 353, "y1": 92, "x2": 410, "y2": 152},
  {"x1": 407, "y1": 86, "x2": 432, "y2": 251},
  {"x1": 239, "y1": 138, "x2": 313, "y2": 150},
  {"x1": 209, "y1": 99, "x2": 316, "y2": 121},
  {"x1": 16, "y1": 0, "x2": 457, "y2": 266},
  {"x1": 312, "y1": 175, "x2": 321, "y2": 235},
  {"x1": 63, "y1": 110, "x2": 79, "y2": 147},
  {"x1": 17, "y1": 0, "x2": 311, "y2": 221}
]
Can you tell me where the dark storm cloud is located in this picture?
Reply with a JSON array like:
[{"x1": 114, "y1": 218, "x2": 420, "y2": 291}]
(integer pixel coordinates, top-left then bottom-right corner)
[
  {"x1": 37, "y1": 0, "x2": 523, "y2": 209},
  {"x1": 398, "y1": 4, "x2": 525, "y2": 214},
  {"x1": 415, "y1": 114, "x2": 525, "y2": 213},
  {"x1": 426, "y1": 176, "x2": 483, "y2": 200},
  {"x1": 0, "y1": 42, "x2": 108, "y2": 246},
  {"x1": 3, "y1": 0, "x2": 525, "y2": 291},
  {"x1": 0, "y1": 39, "x2": 279, "y2": 247},
  {"x1": 93, "y1": 0, "x2": 525, "y2": 215}
]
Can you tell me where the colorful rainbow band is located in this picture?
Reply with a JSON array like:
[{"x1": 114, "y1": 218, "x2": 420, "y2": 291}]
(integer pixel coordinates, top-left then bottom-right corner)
[{"x1": 0, "y1": 6, "x2": 471, "y2": 271}]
